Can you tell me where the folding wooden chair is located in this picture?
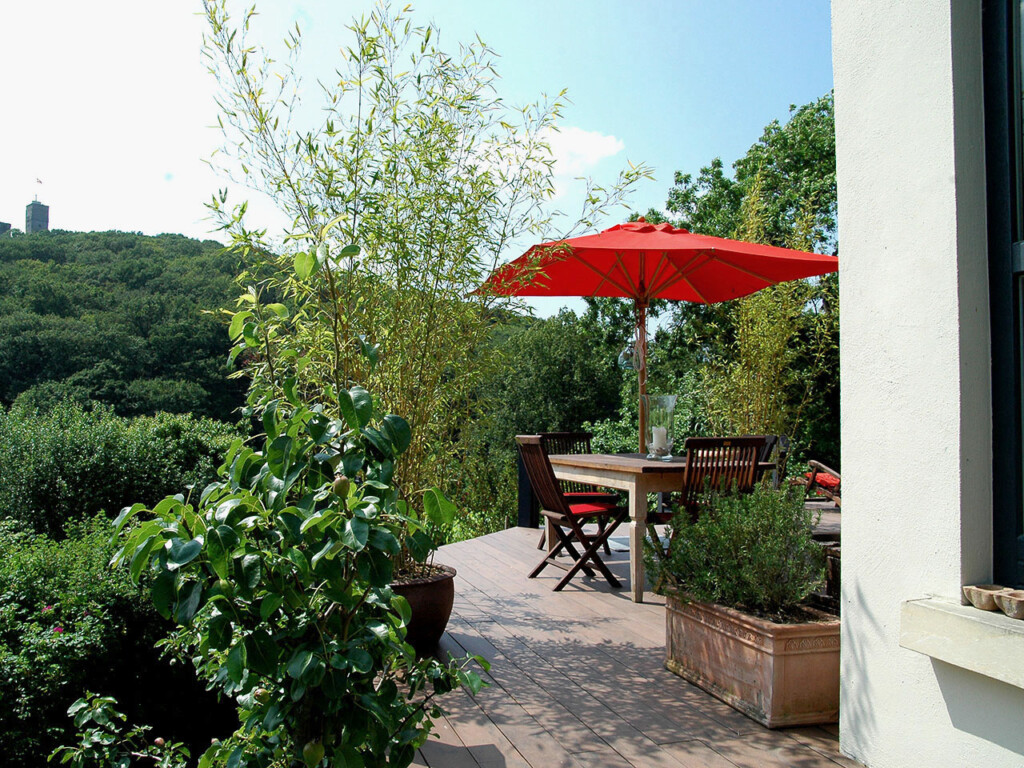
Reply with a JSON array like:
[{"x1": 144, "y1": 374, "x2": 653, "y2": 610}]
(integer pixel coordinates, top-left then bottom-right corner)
[
  {"x1": 534, "y1": 432, "x2": 618, "y2": 553},
  {"x1": 647, "y1": 436, "x2": 766, "y2": 558},
  {"x1": 745, "y1": 433, "x2": 791, "y2": 488},
  {"x1": 516, "y1": 435, "x2": 628, "y2": 591},
  {"x1": 792, "y1": 460, "x2": 841, "y2": 507}
]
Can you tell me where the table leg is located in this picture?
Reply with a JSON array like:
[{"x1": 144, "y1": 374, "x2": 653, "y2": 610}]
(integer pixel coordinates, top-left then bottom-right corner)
[{"x1": 628, "y1": 484, "x2": 648, "y2": 602}]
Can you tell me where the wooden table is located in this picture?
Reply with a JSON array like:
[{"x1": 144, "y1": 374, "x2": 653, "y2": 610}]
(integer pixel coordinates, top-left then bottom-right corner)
[{"x1": 547, "y1": 453, "x2": 687, "y2": 602}]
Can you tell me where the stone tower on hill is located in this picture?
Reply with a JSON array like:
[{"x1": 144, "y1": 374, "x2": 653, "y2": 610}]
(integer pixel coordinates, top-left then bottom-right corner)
[{"x1": 26, "y1": 200, "x2": 48, "y2": 234}]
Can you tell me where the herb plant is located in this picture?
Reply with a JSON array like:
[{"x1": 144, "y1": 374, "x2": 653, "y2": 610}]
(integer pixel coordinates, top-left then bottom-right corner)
[{"x1": 650, "y1": 483, "x2": 825, "y2": 620}]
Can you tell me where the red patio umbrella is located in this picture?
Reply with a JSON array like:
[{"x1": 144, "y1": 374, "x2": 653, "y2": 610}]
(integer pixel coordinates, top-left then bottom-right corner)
[{"x1": 479, "y1": 218, "x2": 839, "y2": 452}]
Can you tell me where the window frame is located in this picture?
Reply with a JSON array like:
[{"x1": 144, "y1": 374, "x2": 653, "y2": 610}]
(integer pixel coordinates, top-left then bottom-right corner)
[{"x1": 984, "y1": 0, "x2": 1024, "y2": 587}]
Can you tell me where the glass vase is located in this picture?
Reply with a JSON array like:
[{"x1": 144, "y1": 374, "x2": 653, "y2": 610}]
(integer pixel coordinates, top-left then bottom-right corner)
[{"x1": 642, "y1": 394, "x2": 677, "y2": 461}]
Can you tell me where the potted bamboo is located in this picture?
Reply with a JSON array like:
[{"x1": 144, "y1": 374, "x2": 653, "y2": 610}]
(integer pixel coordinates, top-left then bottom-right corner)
[{"x1": 648, "y1": 483, "x2": 839, "y2": 728}]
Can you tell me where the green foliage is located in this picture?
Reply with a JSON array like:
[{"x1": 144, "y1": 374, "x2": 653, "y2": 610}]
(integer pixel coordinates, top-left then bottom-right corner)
[
  {"x1": 203, "y1": 0, "x2": 648, "y2": 524},
  {"x1": 666, "y1": 94, "x2": 836, "y2": 251},
  {"x1": 0, "y1": 518, "x2": 232, "y2": 767},
  {"x1": 449, "y1": 311, "x2": 623, "y2": 540},
  {"x1": 114, "y1": 397, "x2": 485, "y2": 768},
  {"x1": 50, "y1": 694, "x2": 190, "y2": 768},
  {"x1": 0, "y1": 401, "x2": 239, "y2": 538},
  {"x1": 476, "y1": 312, "x2": 622, "y2": 437},
  {"x1": 649, "y1": 484, "x2": 825, "y2": 620},
  {"x1": 584, "y1": 368, "x2": 708, "y2": 456},
  {"x1": 641, "y1": 93, "x2": 839, "y2": 463},
  {"x1": 0, "y1": 230, "x2": 245, "y2": 419},
  {"x1": 698, "y1": 168, "x2": 834, "y2": 442}
]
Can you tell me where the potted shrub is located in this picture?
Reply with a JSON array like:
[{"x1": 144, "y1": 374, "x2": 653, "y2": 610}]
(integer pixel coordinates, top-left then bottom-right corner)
[
  {"x1": 109, "y1": 394, "x2": 484, "y2": 768},
  {"x1": 648, "y1": 483, "x2": 838, "y2": 728}
]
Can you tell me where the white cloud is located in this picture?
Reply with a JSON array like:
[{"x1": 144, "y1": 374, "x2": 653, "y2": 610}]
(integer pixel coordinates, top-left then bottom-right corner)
[{"x1": 542, "y1": 126, "x2": 625, "y2": 176}]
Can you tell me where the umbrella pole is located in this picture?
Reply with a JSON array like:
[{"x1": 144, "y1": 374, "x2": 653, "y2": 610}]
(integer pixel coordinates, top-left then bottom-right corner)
[{"x1": 637, "y1": 300, "x2": 648, "y2": 454}]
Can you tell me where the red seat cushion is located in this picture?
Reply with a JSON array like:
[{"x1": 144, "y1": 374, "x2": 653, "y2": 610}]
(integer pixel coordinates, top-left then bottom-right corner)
[
  {"x1": 807, "y1": 471, "x2": 840, "y2": 488},
  {"x1": 564, "y1": 491, "x2": 618, "y2": 504},
  {"x1": 568, "y1": 501, "x2": 619, "y2": 516}
]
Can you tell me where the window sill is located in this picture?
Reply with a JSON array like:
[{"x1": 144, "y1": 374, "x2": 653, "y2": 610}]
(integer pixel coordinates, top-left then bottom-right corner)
[{"x1": 900, "y1": 597, "x2": 1024, "y2": 689}]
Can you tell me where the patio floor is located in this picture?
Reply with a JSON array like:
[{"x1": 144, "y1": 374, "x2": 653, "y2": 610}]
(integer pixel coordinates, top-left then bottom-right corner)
[{"x1": 415, "y1": 522, "x2": 858, "y2": 768}]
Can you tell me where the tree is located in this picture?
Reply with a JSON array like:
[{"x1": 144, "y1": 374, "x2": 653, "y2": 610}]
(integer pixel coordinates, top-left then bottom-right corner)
[
  {"x1": 448, "y1": 311, "x2": 624, "y2": 539},
  {"x1": 204, "y1": 1, "x2": 649, "y2": 508},
  {"x1": 0, "y1": 231, "x2": 245, "y2": 420},
  {"x1": 657, "y1": 94, "x2": 839, "y2": 461}
]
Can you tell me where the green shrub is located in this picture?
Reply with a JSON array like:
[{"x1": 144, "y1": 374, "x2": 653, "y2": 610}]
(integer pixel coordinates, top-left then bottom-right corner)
[
  {"x1": 0, "y1": 400, "x2": 240, "y2": 537},
  {"x1": 447, "y1": 312, "x2": 625, "y2": 541},
  {"x1": 650, "y1": 483, "x2": 825, "y2": 620},
  {"x1": 113, "y1": 395, "x2": 483, "y2": 768},
  {"x1": 0, "y1": 517, "x2": 234, "y2": 767},
  {"x1": 50, "y1": 694, "x2": 191, "y2": 768}
]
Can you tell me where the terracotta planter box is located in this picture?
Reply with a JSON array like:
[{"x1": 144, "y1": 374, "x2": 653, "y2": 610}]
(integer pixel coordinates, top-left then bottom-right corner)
[{"x1": 665, "y1": 592, "x2": 840, "y2": 728}]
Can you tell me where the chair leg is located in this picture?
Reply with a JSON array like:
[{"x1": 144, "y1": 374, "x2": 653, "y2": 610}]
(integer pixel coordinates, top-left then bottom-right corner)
[
  {"x1": 536, "y1": 528, "x2": 546, "y2": 549},
  {"x1": 529, "y1": 523, "x2": 596, "y2": 580},
  {"x1": 647, "y1": 523, "x2": 668, "y2": 561},
  {"x1": 553, "y1": 512, "x2": 626, "y2": 591},
  {"x1": 598, "y1": 516, "x2": 611, "y2": 555},
  {"x1": 528, "y1": 535, "x2": 566, "y2": 578},
  {"x1": 559, "y1": 533, "x2": 597, "y2": 577}
]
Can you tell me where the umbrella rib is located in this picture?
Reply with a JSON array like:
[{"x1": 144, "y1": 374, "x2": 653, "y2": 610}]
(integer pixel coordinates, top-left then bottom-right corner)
[
  {"x1": 683, "y1": 275, "x2": 710, "y2": 304},
  {"x1": 647, "y1": 253, "x2": 675, "y2": 296},
  {"x1": 576, "y1": 255, "x2": 635, "y2": 296},
  {"x1": 653, "y1": 251, "x2": 710, "y2": 296},
  {"x1": 614, "y1": 252, "x2": 641, "y2": 297},
  {"x1": 707, "y1": 252, "x2": 776, "y2": 284}
]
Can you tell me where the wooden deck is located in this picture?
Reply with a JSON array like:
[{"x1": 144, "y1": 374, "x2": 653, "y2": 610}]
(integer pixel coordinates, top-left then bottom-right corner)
[{"x1": 416, "y1": 524, "x2": 859, "y2": 768}]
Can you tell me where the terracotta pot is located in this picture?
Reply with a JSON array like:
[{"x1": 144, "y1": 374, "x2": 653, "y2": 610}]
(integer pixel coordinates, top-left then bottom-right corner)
[
  {"x1": 391, "y1": 564, "x2": 456, "y2": 655},
  {"x1": 994, "y1": 589, "x2": 1024, "y2": 620},
  {"x1": 665, "y1": 592, "x2": 840, "y2": 728},
  {"x1": 961, "y1": 584, "x2": 1012, "y2": 611}
]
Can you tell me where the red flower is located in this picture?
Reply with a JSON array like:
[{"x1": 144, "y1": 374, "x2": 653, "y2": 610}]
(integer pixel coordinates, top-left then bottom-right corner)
[{"x1": 53, "y1": 626, "x2": 64, "y2": 634}]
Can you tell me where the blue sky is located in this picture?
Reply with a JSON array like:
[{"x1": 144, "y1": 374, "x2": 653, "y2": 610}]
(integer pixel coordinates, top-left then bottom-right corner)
[
  {"x1": 252, "y1": 1, "x2": 834, "y2": 223},
  {"x1": 0, "y1": 1, "x2": 832, "y2": 314}
]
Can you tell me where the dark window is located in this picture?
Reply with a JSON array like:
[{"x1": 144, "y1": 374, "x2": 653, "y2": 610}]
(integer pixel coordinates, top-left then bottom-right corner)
[{"x1": 985, "y1": 0, "x2": 1024, "y2": 586}]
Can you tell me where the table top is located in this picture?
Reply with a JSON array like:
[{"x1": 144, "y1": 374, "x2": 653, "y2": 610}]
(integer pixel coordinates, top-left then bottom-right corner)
[
  {"x1": 548, "y1": 452, "x2": 777, "y2": 476},
  {"x1": 547, "y1": 452, "x2": 688, "y2": 474}
]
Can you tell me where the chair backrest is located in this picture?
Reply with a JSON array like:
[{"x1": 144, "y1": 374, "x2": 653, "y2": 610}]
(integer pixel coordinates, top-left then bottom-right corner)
[
  {"x1": 515, "y1": 435, "x2": 570, "y2": 516},
  {"x1": 538, "y1": 432, "x2": 596, "y2": 495},
  {"x1": 744, "y1": 434, "x2": 791, "y2": 488},
  {"x1": 679, "y1": 436, "x2": 767, "y2": 516}
]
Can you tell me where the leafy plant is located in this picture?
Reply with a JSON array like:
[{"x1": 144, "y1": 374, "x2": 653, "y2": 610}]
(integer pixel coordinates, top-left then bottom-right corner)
[
  {"x1": 649, "y1": 483, "x2": 825, "y2": 620},
  {"x1": 699, "y1": 168, "x2": 836, "y2": 446},
  {"x1": 50, "y1": 694, "x2": 190, "y2": 768},
  {"x1": 113, "y1": 394, "x2": 484, "y2": 768},
  {"x1": 0, "y1": 401, "x2": 239, "y2": 538},
  {"x1": 0, "y1": 517, "x2": 232, "y2": 768},
  {"x1": 203, "y1": 0, "x2": 649, "y2": 528}
]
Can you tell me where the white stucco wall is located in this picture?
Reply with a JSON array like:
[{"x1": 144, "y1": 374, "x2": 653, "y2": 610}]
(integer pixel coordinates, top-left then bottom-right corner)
[{"x1": 833, "y1": 0, "x2": 1024, "y2": 765}]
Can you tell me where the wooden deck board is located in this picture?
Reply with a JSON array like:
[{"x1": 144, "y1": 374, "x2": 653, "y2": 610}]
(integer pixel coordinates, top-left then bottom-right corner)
[{"x1": 425, "y1": 526, "x2": 859, "y2": 768}]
